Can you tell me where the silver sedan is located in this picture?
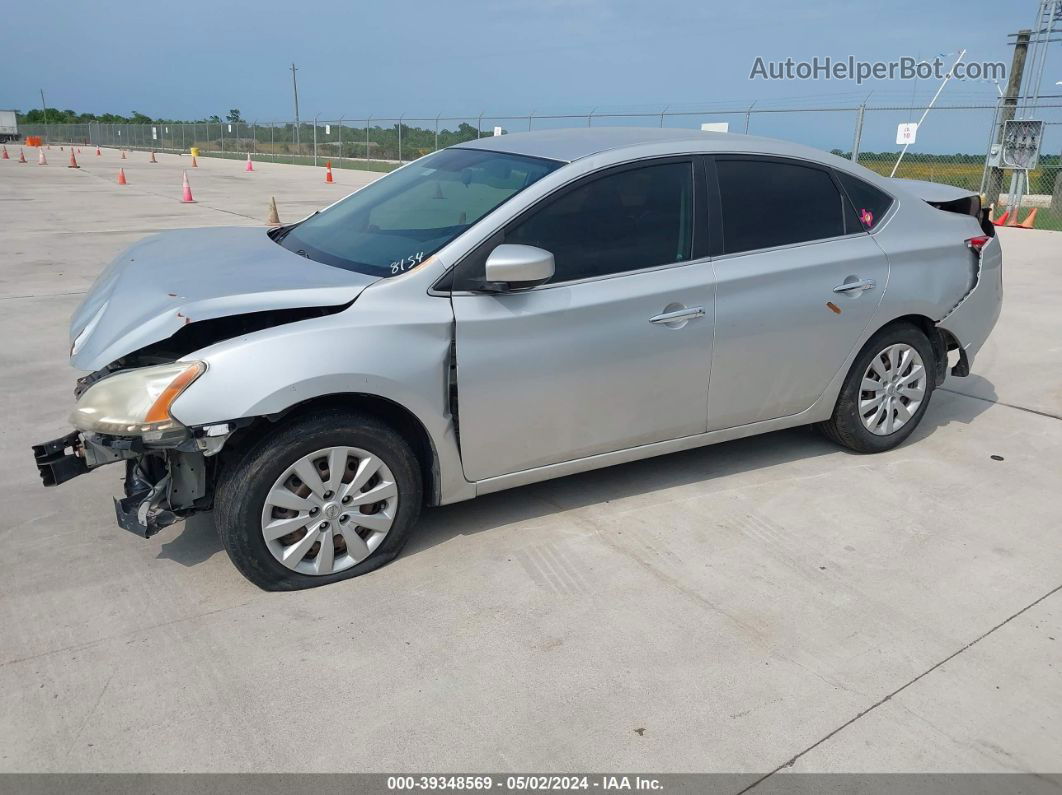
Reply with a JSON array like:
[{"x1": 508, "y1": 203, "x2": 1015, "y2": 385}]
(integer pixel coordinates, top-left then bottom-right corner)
[{"x1": 35, "y1": 128, "x2": 1002, "y2": 589}]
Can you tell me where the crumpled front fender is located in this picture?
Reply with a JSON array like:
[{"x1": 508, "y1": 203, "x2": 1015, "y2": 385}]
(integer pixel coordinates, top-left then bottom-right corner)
[{"x1": 166, "y1": 281, "x2": 474, "y2": 505}]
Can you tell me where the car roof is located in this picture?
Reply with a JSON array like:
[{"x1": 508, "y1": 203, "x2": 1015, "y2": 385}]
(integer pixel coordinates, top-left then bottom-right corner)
[
  {"x1": 454, "y1": 126, "x2": 913, "y2": 199},
  {"x1": 455, "y1": 126, "x2": 810, "y2": 163}
]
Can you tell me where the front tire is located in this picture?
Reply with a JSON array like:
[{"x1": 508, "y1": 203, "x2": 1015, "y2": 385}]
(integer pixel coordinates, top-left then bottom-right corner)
[
  {"x1": 818, "y1": 323, "x2": 936, "y2": 453},
  {"x1": 215, "y1": 411, "x2": 422, "y2": 590}
]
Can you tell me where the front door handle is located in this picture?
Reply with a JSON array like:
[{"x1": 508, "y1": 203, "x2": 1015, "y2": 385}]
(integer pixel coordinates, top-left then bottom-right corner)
[
  {"x1": 650, "y1": 306, "x2": 705, "y2": 326},
  {"x1": 833, "y1": 278, "x2": 876, "y2": 294}
]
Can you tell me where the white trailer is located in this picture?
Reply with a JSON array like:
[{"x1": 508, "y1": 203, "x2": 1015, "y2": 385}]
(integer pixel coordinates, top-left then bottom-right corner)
[{"x1": 0, "y1": 110, "x2": 18, "y2": 143}]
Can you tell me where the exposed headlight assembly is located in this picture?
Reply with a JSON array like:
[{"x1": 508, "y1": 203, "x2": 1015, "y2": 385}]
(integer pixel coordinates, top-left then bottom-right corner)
[{"x1": 70, "y1": 361, "x2": 205, "y2": 441}]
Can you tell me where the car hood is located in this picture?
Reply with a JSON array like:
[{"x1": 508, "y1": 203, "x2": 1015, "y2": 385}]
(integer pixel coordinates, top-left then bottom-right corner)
[{"x1": 70, "y1": 226, "x2": 379, "y2": 371}]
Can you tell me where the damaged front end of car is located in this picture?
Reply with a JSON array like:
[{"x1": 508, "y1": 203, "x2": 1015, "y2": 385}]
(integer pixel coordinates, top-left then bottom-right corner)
[
  {"x1": 32, "y1": 303, "x2": 360, "y2": 539},
  {"x1": 33, "y1": 359, "x2": 239, "y2": 538},
  {"x1": 32, "y1": 225, "x2": 380, "y2": 539}
]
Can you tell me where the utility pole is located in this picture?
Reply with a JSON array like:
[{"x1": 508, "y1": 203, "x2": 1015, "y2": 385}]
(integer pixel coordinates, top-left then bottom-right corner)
[
  {"x1": 290, "y1": 63, "x2": 301, "y2": 151},
  {"x1": 39, "y1": 89, "x2": 47, "y2": 116},
  {"x1": 985, "y1": 29, "x2": 1031, "y2": 205}
]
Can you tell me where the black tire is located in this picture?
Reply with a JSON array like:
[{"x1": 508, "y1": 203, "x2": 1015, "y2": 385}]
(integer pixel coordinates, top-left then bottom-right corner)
[
  {"x1": 215, "y1": 410, "x2": 422, "y2": 590},
  {"x1": 818, "y1": 323, "x2": 936, "y2": 453}
]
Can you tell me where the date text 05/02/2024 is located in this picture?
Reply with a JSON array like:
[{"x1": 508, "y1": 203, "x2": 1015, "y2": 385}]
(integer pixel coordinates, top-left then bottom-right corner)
[{"x1": 386, "y1": 775, "x2": 663, "y2": 791}]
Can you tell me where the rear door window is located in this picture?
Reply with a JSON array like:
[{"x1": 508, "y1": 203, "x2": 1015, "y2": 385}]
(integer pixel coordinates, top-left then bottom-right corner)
[{"x1": 715, "y1": 158, "x2": 847, "y2": 255}]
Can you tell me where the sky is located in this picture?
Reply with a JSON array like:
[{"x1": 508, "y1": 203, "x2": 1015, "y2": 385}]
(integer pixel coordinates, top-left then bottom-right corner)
[{"x1": 1, "y1": 0, "x2": 1060, "y2": 153}]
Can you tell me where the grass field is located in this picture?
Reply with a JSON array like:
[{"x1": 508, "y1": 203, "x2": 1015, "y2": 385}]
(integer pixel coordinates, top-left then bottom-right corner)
[{"x1": 860, "y1": 158, "x2": 984, "y2": 189}]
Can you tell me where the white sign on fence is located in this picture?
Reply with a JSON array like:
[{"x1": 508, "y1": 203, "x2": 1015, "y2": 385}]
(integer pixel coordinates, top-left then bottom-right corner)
[
  {"x1": 896, "y1": 122, "x2": 918, "y2": 145},
  {"x1": 151, "y1": 127, "x2": 157, "y2": 140},
  {"x1": 493, "y1": 126, "x2": 503, "y2": 136},
  {"x1": 227, "y1": 124, "x2": 232, "y2": 133},
  {"x1": 325, "y1": 124, "x2": 331, "y2": 135},
  {"x1": 700, "y1": 122, "x2": 729, "y2": 133}
]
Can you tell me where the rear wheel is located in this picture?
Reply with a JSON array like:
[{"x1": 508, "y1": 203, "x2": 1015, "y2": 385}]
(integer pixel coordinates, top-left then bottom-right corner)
[
  {"x1": 215, "y1": 411, "x2": 422, "y2": 590},
  {"x1": 818, "y1": 323, "x2": 936, "y2": 453}
]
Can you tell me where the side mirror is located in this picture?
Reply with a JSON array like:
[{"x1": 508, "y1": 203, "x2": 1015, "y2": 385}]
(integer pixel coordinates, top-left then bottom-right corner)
[{"x1": 483, "y1": 244, "x2": 555, "y2": 290}]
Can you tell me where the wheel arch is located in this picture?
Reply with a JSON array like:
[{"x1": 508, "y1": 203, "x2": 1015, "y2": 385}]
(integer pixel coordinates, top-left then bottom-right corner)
[
  {"x1": 870, "y1": 313, "x2": 956, "y2": 386},
  {"x1": 222, "y1": 393, "x2": 443, "y2": 507}
]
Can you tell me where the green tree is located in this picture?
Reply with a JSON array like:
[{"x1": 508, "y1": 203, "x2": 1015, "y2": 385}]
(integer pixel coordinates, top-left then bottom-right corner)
[
  {"x1": 226, "y1": 108, "x2": 242, "y2": 123},
  {"x1": 22, "y1": 108, "x2": 74, "y2": 124}
]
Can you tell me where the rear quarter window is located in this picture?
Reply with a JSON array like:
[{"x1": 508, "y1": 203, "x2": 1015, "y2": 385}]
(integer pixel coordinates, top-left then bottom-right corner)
[{"x1": 835, "y1": 171, "x2": 894, "y2": 230}]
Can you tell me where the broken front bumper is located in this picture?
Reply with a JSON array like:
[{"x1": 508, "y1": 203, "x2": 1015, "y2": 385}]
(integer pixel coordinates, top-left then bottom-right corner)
[
  {"x1": 33, "y1": 430, "x2": 136, "y2": 486},
  {"x1": 31, "y1": 432, "x2": 88, "y2": 486},
  {"x1": 32, "y1": 429, "x2": 215, "y2": 538}
]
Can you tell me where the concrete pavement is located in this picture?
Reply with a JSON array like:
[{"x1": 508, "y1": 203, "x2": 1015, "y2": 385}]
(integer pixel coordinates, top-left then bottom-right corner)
[{"x1": 0, "y1": 146, "x2": 1059, "y2": 776}]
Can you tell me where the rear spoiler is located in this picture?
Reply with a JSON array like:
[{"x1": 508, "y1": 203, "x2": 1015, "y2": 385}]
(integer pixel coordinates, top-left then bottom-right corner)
[{"x1": 891, "y1": 178, "x2": 993, "y2": 236}]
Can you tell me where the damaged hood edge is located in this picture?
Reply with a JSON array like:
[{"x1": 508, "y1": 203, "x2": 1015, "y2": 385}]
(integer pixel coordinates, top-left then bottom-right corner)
[{"x1": 70, "y1": 226, "x2": 379, "y2": 371}]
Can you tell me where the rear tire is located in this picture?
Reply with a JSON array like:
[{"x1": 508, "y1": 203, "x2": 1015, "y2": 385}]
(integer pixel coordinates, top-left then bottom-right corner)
[
  {"x1": 215, "y1": 410, "x2": 422, "y2": 590},
  {"x1": 818, "y1": 323, "x2": 936, "y2": 453}
]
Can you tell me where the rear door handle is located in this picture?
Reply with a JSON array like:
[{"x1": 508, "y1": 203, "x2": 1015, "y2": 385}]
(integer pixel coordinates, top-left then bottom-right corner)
[
  {"x1": 833, "y1": 278, "x2": 876, "y2": 294},
  {"x1": 650, "y1": 306, "x2": 705, "y2": 325}
]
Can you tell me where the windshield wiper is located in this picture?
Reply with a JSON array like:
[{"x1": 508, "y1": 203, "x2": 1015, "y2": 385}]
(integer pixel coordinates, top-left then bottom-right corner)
[
  {"x1": 270, "y1": 211, "x2": 319, "y2": 243},
  {"x1": 271, "y1": 224, "x2": 296, "y2": 242}
]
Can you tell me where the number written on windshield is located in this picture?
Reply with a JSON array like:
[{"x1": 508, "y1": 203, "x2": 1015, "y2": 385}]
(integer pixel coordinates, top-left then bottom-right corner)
[{"x1": 390, "y1": 251, "x2": 425, "y2": 275}]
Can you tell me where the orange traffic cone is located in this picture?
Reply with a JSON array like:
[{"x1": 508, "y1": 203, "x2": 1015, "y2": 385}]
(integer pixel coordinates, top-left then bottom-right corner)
[
  {"x1": 245, "y1": 153, "x2": 254, "y2": 172},
  {"x1": 1, "y1": 146, "x2": 8, "y2": 159},
  {"x1": 38, "y1": 148, "x2": 47, "y2": 165},
  {"x1": 191, "y1": 154, "x2": 198, "y2": 168},
  {"x1": 181, "y1": 171, "x2": 196, "y2": 203},
  {"x1": 96, "y1": 146, "x2": 101, "y2": 156},
  {"x1": 18, "y1": 148, "x2": 27, "y2": 163},
  {"x1": 1018, "y1": 208, "x2": 1038, "y2": 229},
  {"x1": 325, "y1": 161, "x2": 334, "y2": 183},
  {"x1": 149, "y1": 151, "x2": 158, "y2": 163},
  {"x1": 266, "y1": 196, "x2": 281, "y2": 226},
  {"x1": 117, "y1": 168, "x2": 127, "y2": 185},
  {"x1": 68, "y1": 150, "x2": 80, "y2": 168},
  {"x1": 991, "y1": 210, "x2": 1009, "y2": 226}
]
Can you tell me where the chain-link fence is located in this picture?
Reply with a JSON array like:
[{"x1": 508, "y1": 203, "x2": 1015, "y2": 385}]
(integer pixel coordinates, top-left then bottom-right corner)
[{"x1": 20, "y1": 99, "x2": 1062, "y2": 230}]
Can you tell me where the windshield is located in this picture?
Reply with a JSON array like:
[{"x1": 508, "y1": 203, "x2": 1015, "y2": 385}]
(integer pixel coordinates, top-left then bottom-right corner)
[{"x1": 275, "y1": 148, "x2": 561, "y2": 276}]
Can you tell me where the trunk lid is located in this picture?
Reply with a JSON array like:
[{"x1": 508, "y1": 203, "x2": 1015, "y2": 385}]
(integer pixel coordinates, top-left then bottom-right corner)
[{"x1": 891, "y1": 178, "x2": 994, "y2": 236}]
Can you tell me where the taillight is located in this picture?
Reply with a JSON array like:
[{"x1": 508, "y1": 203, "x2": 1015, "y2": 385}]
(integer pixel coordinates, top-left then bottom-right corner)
[{"x1": 966, "y1": 235, "x2": 991, "y2": 254}]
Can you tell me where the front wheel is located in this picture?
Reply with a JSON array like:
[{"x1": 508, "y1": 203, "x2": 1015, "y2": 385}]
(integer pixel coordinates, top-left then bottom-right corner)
[
  {"x1": 818, "y1": 323, "x2": 936, "y2": 453},
  {"x1": 215, "y1": 411, "x2": 422, "y2": 590}
]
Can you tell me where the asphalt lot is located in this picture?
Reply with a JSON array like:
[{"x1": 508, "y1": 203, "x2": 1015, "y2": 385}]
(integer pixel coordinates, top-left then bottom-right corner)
[{"x1": 0, "y1": 145, "x2": 1060, "y2": 776}]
